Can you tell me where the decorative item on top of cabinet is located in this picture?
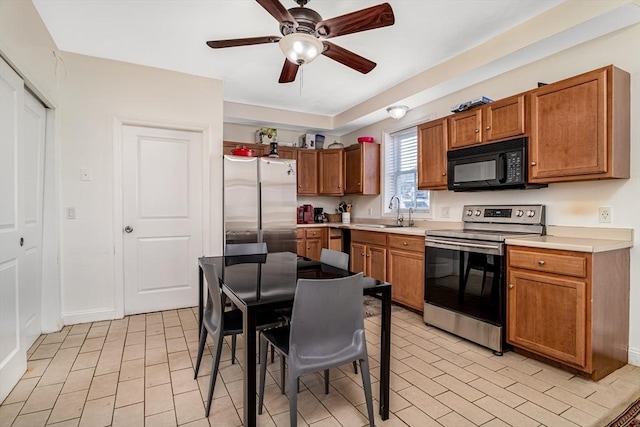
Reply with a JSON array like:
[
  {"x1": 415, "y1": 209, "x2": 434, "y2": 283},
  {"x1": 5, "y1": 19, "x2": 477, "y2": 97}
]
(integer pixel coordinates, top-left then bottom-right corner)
[
  {"x1": 417, "y1": 118, "x2": 448, "y2": 190},
  {"x1": 448, "y1": 94, "x2": 526, "y2": 149},
  {"x1": 528, "y1": 65, "x2": 630, "y2": 183},
  {"x1": 319, "y1": 148, "x2": 344, "y2": 195},
  {"x1": 344, "y1": 143, "x2": 380, "y2": 195},
  {"x1": 388, "y1": 234, "x2": 425, "y2": 311},
  {"x1": 296, "y1": 149, "x2": 318, "y2": 195},
  {"x1": 350, "y1": 230, "x2": 387, "y2": 282},
  {"x1": 506, "y1": 245, "x2": 629, "y2": 380},
  {"x1": 223, "y1": 141, "x2": 265, "y2": 157}
]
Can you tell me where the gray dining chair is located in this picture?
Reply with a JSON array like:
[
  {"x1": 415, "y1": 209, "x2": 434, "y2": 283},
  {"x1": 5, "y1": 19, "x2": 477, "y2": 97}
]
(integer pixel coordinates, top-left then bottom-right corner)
[
  {"x1": 194, "y1": 264, "x2": 283, "y2": 416},
  {"x1": 258, "y1": 273, "x2": 375, "y2": 427},
  {"x1": 320, "y1": 248, "x2": 349, "y2": 270},
  {"x1": 320, "y1": 248, "x2": 359, "y2": 374}
]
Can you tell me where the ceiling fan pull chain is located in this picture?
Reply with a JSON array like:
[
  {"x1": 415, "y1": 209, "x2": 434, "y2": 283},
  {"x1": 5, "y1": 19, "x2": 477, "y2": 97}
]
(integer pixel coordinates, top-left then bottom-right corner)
[{"x1": 299, "y1": 66, "x2": 303, "y2": 96}]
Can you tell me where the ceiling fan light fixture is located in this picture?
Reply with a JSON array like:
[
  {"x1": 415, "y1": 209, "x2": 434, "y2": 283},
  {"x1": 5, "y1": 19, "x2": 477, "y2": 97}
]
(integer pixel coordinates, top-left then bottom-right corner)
[
  {"x1": 279, "y1": 33, "x2": 323, "y2": 65},
  {"x1": 386, "y1": 105, "x2": 409, "y2": 119}
]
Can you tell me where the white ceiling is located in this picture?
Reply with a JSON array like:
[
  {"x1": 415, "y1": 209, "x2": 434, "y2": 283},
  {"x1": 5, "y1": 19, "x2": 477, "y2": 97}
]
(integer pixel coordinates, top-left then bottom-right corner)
[{"x1": 33, "y1": 0, "x2": 563, "y2": 122}]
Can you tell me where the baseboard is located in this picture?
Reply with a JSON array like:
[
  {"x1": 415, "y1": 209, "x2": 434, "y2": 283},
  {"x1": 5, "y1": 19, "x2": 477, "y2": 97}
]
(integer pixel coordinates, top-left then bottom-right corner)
[
  {"x1": 628, "y1": 346, "x2": 640, "y2": 367},
  {"x1": 62, "y1": 308, "x2": 121, "y2": 326}
]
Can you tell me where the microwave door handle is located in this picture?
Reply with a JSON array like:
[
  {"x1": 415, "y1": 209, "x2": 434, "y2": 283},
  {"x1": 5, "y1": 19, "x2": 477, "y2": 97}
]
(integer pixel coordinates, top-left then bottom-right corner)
[{"x1": 497, "y1": 154, "x2": 507, "y2": 183}]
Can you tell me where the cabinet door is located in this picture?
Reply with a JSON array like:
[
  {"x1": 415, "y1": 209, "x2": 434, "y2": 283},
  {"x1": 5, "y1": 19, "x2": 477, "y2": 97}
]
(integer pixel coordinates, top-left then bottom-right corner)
[
  {"x1": 485, "y1": 94, "x2": 526, "y2": 141},
  {"x1": 297, "y1": 150, "x2": 318, "y2": 195},
  {"x1": 297, "y1": 238, "x2": 305, "y2": 257},
  {"x1": 306, "y1": 238, "x2": 323, "y2": 261},
  {"x1": 449, "y1": 108, "x2": 482, "y2": 149},
  {"x1": 350, "y1": 243, "x2": 367, "y2": 274},
  {"x1": 388, "y1": 249, "x2": 425, "y2": 311},
  {"x1": 529, "y1": 68, "x2": 606, "y2": 182},
  {"x1": 418, "y1": 118, "x2": 448, "y2": 190},
  {"x1": 507, "y1": 269, "x2": 588, "y2": 368},
  {"x1": 344, "y1": 146, "x2": 362, "y2": 194},
  {"x1": 278, "y1": 147, "x2": 297, "y2": 159},
  {"x1": 319, "y1": 149, "x2": 344, "y2": 195},
  {"x1": 367, "y1": 245, "x2": 387, "y2": 283}
]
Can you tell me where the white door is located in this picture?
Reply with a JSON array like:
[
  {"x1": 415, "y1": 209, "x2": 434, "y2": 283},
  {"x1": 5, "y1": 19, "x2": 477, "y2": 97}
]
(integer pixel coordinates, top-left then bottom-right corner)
[
  {"x1": 123, "y1": 125, "x2": 203, "y2": 315},
  {"x1": 0, "y1": 59, "x2": 46, "y2": 402}
]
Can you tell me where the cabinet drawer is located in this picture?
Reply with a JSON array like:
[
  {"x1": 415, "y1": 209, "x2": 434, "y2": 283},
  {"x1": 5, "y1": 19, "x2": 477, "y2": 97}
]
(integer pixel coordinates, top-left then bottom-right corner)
[
  {"x1": 305, "y1": 228, "x2": 323, "y2": 239},
  {"x1": 329, "y1": 228, "x2": 342, "y2": 238},
  {"x1": 351, "y1": 230, "x2": 387, "y2": 246},
  {"x1": 509, "y1": 248, "x2": 587, "y2": 278},
  {"x1": 388, "y1": 234, "x2": 425, "y2": 252},
  {"x1": 296, "y1": 229, "x2": 304, "y2": 239}
]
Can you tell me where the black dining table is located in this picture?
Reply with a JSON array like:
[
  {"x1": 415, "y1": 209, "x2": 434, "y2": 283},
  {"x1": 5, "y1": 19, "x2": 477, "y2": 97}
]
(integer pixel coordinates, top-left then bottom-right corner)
[{"x1": 198, "y1": 251, "x2": 391, "y2": 427}]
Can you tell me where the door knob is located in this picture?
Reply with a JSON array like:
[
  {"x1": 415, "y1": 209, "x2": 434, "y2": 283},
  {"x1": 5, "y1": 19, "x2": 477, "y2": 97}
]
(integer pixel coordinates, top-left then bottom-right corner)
[{"x1": 124, "y1": 226, "x2": 134, "y2": 233}]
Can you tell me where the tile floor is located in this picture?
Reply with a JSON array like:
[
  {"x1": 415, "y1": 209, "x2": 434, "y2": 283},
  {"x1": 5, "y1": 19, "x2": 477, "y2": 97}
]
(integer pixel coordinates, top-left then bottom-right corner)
[{"x1": 1, "y1": 305, "x2": 639, "y2": 427}]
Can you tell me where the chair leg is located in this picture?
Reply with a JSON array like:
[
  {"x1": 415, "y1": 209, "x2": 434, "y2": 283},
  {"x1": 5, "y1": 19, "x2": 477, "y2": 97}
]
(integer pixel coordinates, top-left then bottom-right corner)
[
  {"x1": 258, "y1": 334, "x2": 269, "y2": 415},
  {"x1": 205, "y1": 333, "x2": 223, "y2": 418},
  {"x1": 231, "y1": 334, "x2": 237, "y2": 364},
  {"x1": 194, "y1": 322, "x2": 207, "y2": 379},
  {"x1": 324, "y1": 369, "x2": 330, "y2": 394},
  {"x1": 271, "y1": 344, "x2": 275, "y2": 364},
  {"x1": 359, "y1": 358, "x2": 375, "y2": 427},
  {"x1": 352, "y1": 360, "x2": 358, "y2": 374},
  {"x1": 280, "y1": 355, "x2": 286, "y2": 395},
  {"x1": 288, "y1": 373, "x2": 299, "y2": 427}
]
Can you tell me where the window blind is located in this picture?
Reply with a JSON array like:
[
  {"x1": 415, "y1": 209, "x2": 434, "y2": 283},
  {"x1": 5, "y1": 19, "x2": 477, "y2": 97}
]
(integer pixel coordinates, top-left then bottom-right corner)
[{"x1": 384, "y1": 127, "x2": 429, "y2": 213}]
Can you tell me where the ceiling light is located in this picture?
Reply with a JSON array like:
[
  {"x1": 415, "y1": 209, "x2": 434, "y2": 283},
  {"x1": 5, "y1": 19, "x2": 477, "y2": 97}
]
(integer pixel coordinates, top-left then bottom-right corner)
[
  {"x1": 279, "y1": 33, "x2": 324, "y2": 65},
  {"x1": 386, "y1": 105, "x2": 409, "y2": 119}
]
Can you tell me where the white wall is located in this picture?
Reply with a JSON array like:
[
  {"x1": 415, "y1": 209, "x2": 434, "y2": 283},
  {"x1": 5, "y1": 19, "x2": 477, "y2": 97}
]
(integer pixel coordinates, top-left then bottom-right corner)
[
  {"x1": 344, "y1": 24, "x2": 640, "y2": 364},
  {"x1": 57, "y1": 53, "x2": 224, "y2": 324}
]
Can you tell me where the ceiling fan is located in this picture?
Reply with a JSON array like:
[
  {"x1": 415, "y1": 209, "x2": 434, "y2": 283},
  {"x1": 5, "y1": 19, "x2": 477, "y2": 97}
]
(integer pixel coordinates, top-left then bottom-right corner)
[{"x1": 206, "y1": 0, "x2": 395, "y2": 83}]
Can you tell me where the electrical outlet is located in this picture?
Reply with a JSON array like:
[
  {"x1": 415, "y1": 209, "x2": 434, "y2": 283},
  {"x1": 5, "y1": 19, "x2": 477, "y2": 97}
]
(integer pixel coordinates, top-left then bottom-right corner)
[
  {"x1": 599, "y1": 207, "x2": 611, "y2": 223},
  {"x1": 441, "y1": 207, "x2": 450, "y2": 218},
  {"x1": 367, "y1": 208, "x2": 373, "y2": 216}
]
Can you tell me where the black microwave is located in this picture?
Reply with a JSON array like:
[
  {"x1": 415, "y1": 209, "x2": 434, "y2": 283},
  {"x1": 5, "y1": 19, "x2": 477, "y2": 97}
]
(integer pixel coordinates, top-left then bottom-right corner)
[{"x1": 447, "y1": 138, "x2": 547, "y2": 191}]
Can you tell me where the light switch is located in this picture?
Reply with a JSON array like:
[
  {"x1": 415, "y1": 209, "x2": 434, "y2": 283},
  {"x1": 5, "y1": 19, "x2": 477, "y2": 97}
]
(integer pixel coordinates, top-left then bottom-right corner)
[{"x1": 81, "y1": 168, "x2": 92, "y2": 181}]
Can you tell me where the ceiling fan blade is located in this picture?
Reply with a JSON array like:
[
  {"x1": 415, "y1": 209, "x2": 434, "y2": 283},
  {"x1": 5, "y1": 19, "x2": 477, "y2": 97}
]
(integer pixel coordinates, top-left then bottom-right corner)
[
  {"x1": 206, "y1": 36, "x2": 281, "y2": 49},
  {"x1": 256, "y1": 0, "x2": 297, "y2": 25},
  {"x1": 322, "y1": 41, "x2": 376, "y2": 74},
  {"x1": 316, "y1": 3, "x2": 394, "y2": 39},
  {"x1": 279, "y1": 59, "x2": 299, "y2": 83}
]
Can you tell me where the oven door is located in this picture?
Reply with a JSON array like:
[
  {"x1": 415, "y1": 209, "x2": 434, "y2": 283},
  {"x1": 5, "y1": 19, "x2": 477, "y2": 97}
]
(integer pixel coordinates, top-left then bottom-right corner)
[{"x1": 424, "y1": 237, "x2": 505, "y2": 326}]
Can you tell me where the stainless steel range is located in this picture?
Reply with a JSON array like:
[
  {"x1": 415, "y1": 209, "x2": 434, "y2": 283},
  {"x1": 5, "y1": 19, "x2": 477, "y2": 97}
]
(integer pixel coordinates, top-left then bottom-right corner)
[{"x1": 424, "y1": 204, "x2": 545, "y2": 355}]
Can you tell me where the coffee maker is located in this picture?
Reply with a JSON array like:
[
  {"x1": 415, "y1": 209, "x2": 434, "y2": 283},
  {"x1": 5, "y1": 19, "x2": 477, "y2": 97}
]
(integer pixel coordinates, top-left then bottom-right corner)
[{"x1": 314, "y1": 207, "x2": 324, "y2": 223}]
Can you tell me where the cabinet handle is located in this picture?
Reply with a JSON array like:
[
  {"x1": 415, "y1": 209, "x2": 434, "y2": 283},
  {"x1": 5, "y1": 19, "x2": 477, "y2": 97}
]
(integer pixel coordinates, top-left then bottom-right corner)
[
  {"x1": 307, "y1": 247, "x2": 310, "y2": 250},
  {"x1": 538, "y1": 260, "x2": 545, "y2": 266},
  {"x1": 338, "y1": 184, "x2": 341, "y2": 188},
  {"x1": 361, "y1": 253, "x2": 365, "y2": 256},
  {"x1": 486, "y1": 126, "x2": 491, "y2": 130},
  {"x1": 298, "y1": 184, "x2": 302, "y2": 188},
  {"x1": 403, "y1": 242, "x2": 408, "y2": 246},
  {"x1": 474, "y1": 129, "x2": 480, "y2": 133},
  {"x1": 531, "y1": 161, "x2": 537, "y2": 166},
  {"x1": 366, "y1": 254, "x2": 370, "y2": 257},
  {"x1": 441, "y1": 172, "x2": 446, "y2": 176},
  {"x1": 357, "y1": 182, "x2": 361, "y2": 186},
  {"x1": 509, "y1": 283, "x2": 514, "y2": 289}
]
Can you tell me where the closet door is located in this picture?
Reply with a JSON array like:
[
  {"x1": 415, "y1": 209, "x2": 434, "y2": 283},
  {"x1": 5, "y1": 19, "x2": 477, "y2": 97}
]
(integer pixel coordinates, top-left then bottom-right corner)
[{"x1": 0, "y1": 59, "x2": 46, "y2": 402}]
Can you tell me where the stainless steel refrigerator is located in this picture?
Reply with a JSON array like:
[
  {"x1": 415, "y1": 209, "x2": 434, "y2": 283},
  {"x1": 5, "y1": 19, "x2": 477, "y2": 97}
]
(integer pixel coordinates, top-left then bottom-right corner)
[{"x1": 223, "y1": 155, "x2": 297, "y2": 254}]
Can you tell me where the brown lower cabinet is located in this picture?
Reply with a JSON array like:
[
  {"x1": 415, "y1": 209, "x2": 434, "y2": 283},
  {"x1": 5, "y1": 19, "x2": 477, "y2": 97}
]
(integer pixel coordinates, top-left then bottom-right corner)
[
  {"x1": 296, "y1": 228, "x2": 326, "y2": 261},
  {"x1": 507, "y1": 246, "x2": 629, "y2": 380},
  {"x1": 351, "y1": 230, "x2": 425, "y2": 311}
]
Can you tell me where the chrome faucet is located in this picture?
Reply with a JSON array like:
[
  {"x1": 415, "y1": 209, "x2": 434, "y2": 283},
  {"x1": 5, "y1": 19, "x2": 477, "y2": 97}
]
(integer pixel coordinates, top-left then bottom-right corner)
[
  {"x1": 388, "y1": 196, "x2": 404, "y2": 226},
  {"x1": 408, "y1": 207, "x2": 414, "y2": 227}
]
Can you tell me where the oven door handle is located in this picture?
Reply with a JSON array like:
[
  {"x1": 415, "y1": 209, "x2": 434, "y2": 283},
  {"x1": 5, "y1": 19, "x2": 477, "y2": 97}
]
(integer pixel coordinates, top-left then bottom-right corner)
[{"x1": 425, "y1": 237, "x2": 503, "y2": 255}]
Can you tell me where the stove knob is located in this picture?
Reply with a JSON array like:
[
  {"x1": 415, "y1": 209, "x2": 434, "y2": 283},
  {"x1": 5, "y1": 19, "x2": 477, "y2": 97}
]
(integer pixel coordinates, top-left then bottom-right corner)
[
  {"x1": 527, "y1": 210, "x2": 536, "y2": 217},
  {"x1": 466, "y1": 209, "x2": 473, "y2": 216},
  {"x1": 475, "y1": 210, "x2": 482, "y2": 216},
  {"x1": 516, "y1": 210, "x2": 524, "y2": 217}
]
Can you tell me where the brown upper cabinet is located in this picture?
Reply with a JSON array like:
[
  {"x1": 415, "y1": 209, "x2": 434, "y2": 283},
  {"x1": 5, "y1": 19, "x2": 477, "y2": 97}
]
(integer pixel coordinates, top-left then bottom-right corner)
[
  {"x1": 529, "y1": 65, "x2": 630, "y2": 183},
  {"x1": 449, "y1": 94, "x2": 527, "y2": 149},
  {"x1": 344, "y1": 143, "x2": 380, "y2": 195},
  {"x1": 417, "y1": 118, "x2": 449, "y2": 190},
  {"x1": 297, "y1": 149, "x2": 318, "y2": 195},
  {"x1": 319, "y1": 149, "x2": 344, "y2": 195}
]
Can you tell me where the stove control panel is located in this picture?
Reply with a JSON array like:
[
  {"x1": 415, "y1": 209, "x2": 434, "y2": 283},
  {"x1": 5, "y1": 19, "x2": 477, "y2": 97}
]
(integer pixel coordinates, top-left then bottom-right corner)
[{"x1": 462, "y1": 205, "x2": 545, "y2": 224}]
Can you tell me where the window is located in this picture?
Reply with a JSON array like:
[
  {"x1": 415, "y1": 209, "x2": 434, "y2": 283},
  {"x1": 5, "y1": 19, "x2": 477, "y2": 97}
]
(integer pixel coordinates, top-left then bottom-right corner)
[{"x1": 384, "y1": 127, "x2": 430, "y2": 214}]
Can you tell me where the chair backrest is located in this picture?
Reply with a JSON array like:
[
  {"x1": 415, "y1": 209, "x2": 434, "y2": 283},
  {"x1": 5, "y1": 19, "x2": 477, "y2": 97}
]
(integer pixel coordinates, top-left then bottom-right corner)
[
  {"x1": 320, "y1": 248, "x2": 349, "y2": 271},
  {"x1": 225, "y1": 242, "x2": 268, "y2": 256},
  {"x1": 289, "y1": 273, "x2": 364, "y2": 361},
  {"x1": 201, "y1": 264, "x2": 224, "y2": 334}
]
